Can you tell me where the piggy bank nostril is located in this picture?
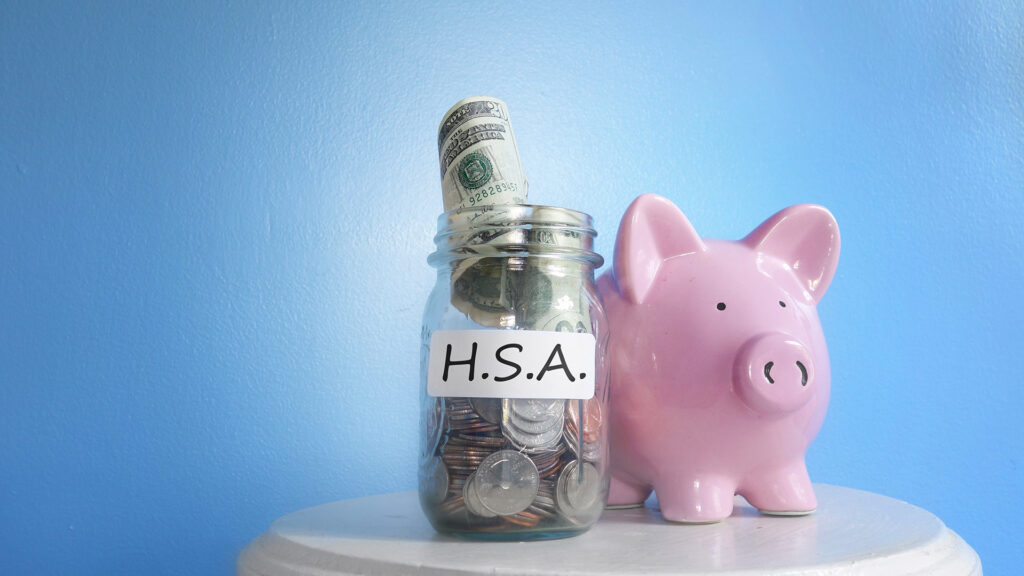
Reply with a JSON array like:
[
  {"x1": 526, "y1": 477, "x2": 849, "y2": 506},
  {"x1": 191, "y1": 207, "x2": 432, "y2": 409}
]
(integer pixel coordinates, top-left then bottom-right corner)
[
  {"x1": 763, "y1": 362, "x2": 775, "y2": 384},
  {"x1": 797, "y1": 361, "x2": 808, "y2": 387}
]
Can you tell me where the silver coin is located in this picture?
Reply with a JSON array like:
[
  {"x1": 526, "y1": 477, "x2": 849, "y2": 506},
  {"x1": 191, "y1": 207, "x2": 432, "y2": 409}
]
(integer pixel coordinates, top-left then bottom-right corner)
[
  {"x1": 582, "y1": 441, "x2": 602, "y2": 463},
  {"x1": 421, "y1": 456, "x2": 449, "y2": 504},
  {"x1": 469, "y1": 397, "x2": 502, "y2": 425},
  {"x1": 508, "y1": 398, "x2": 564, "y2": 422},
  {"x1": 556, "y1": 460, "x2": 600, "y2": 513},
  {"x1": 424, "y1": 397, "x2": 444, "y2": 457},
  {"x1": 504, "y1": 414, "x2": 564, "y2": 451},
  {"x1": 474, "y1": 450, "x2": 540, "y2": 516},
  {"x1": 463, "y1": 472, "x2": 498, "y2": 518},
  {"x1": 507, "y1": 410, "x2": 562, "y2": 434},
  {"x1": 533, "y1": 494, "x2": 557, "y2": 511}
]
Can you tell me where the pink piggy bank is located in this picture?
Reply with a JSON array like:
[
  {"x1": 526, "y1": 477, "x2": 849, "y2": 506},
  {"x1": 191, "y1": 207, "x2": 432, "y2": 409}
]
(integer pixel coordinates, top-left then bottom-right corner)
[{"x1": 597, "y1": 194, "x2": 840, "y2": 523}]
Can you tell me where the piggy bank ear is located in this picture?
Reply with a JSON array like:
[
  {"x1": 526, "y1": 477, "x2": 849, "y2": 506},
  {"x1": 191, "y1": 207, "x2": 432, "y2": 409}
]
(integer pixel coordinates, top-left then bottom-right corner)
[
  {"x1": 613, "y1": 194, "x2": 706, "y2": 304},
  {"x1": 744, "y1": 204, "x2": 840, "y2": 303}
]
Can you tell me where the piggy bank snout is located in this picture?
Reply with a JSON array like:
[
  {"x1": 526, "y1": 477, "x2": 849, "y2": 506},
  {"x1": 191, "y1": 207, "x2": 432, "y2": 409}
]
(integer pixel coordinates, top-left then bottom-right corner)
[{"x1": 734, "y1": 333, "x2": 816, "y2": 414}]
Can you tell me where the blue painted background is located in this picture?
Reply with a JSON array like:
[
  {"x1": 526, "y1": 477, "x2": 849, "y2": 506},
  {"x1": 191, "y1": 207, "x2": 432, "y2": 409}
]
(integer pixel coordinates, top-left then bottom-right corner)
[{"x1": 2, "y1": 1, "x2": 1021, "y2": 573}]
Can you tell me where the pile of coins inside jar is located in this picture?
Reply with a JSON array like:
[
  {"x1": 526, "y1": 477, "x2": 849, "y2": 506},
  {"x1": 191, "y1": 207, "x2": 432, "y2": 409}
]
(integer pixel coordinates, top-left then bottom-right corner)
[{"x1": 421, "y1": 395, "x2": 604, "y2": 531}]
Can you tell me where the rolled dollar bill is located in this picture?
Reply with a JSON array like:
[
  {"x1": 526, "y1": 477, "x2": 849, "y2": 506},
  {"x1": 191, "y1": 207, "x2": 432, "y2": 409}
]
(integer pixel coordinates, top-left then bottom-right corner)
[
  {"x1": 443, "y1": 205, "x2": 594, "y2": 327},
  {"x1": 438, "y1": 96, "x2": 528, "y2": 211},
  {"x1": 522, "y1": 260, "x2": 593, "y2": 334}
]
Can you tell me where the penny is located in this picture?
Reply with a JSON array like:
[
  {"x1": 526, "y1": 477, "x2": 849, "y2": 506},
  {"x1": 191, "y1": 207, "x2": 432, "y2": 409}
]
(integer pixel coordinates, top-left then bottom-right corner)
[
  {"x1": 450, "y1": 422, "x2": 500, "y2": 433},
  {"x1": 438, "y1": 494, "x2": 464, "y2": 516},
  {"x1": 442, "y1": 456, "x2": 489, "y2": 467},
  {"x1": 568, "y1": 397, "x2": 603, "y2": 444},
  {"x1": 449, "y1": 433, "x2": 504, "y2": 447},
  {"x1": 536, "y1": 459, "x2": 566, "y2": 480},
  {"x1": 449, "y1": 412, "x2": 484, "y2": 423},
  {"x1": 565, "y1": 403, "x2": 601, "y2": 462}
]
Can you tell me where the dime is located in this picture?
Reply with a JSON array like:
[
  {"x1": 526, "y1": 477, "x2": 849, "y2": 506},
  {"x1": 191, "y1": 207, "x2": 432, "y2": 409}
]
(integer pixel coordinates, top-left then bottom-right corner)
[{"x1": 474, "y1": 450, "x2": 540, "y2": 516}]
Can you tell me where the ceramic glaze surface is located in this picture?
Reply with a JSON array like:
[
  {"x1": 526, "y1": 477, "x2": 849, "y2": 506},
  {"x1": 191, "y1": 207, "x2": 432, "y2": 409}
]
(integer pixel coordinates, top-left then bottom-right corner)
[{"x1": 598, "y1": 194, "x2": 840, "y2": 523}]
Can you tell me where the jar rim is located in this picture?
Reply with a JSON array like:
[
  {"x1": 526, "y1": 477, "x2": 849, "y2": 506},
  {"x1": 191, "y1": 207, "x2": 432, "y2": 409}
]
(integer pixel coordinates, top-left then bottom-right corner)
[
  {"x1": 429, "y1": 203, "x2": 603, "y2": 268},
  {"x1": 435, "y1": 203, "x2": 595, "y2": 233}
]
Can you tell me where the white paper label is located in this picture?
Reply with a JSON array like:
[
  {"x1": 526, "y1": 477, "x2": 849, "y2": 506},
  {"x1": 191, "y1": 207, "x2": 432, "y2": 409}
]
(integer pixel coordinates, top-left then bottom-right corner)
[{"x1": 427, "y1": 330, "x2": 596, "y2": 399}]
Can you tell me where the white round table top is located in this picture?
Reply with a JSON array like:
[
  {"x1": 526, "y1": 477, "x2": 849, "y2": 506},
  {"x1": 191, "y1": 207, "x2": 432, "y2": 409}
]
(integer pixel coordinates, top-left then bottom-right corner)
[{"x1": 238, "y1": 484, "x2": 981, "y2": 575}]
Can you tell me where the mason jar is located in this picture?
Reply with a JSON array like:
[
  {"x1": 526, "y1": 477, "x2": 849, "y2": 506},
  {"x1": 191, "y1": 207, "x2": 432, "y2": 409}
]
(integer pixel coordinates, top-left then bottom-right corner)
[{"x1": 419, "y1": 204, "x2": 609, "y2": 539}]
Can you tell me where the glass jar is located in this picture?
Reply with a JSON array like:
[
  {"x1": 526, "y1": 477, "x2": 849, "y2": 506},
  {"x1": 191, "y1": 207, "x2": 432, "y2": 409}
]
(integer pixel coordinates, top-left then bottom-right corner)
[{"x1": 419, "y1": 204, "x2": 609, "y2": 540}]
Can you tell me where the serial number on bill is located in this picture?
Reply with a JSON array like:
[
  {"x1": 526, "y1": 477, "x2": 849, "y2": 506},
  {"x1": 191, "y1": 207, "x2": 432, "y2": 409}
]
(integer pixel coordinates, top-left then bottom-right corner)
[{"x1": 467, "y1": 182, "x2": 519, "y2": 205}]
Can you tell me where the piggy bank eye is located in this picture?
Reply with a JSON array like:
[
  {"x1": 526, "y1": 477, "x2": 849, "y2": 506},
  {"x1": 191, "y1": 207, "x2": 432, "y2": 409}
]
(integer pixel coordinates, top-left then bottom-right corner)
[
  {"x1": 716, "y1": 302, "x2": 726, "y2": 311},
  {"x1": 779, "y1": 301, "x2": 787, "y2": 308}
]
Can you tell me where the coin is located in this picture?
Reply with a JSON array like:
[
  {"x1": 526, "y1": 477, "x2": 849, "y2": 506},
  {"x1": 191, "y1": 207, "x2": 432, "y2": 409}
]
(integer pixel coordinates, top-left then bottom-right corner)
[
  {"x1": 421, "y1": 456, "x2": 449, "y2": 504},
  {"x1": 438, "y1": 494, "x2": 464, "y2": 516},
  {"x1": 507, "y1": 411, "x2": 562, "y2": 434},
  {"x1": 503, "y1": 414, "x2": 564, "y2": 451},
  {"x1": 424, "y1": 397, "x2": 444, "y2": 458},
  {"x1": 474, "y1": 450, "x2": 540, "y2": 516},
  {"x1": 531, "y1": 445, "x2": 567, "y2": 478},
  {"x1": 449, "y1": 432, "x2": 505, "y2": 447},
  {"x1": 508, "y1": 398, "x2": 564, "y2": 422},
  {"x1": 463, "y1": 472, "x2": 498, "y2": 518},
  {"x1": 556, "y1": 460, "x2": 600, "y2": 514},
  {"x1": 565, "y1": 400, "x2": 602, "y2": 462},
  {"x1": 470, "y1": 397, "x2": 502, "y2": 424}
]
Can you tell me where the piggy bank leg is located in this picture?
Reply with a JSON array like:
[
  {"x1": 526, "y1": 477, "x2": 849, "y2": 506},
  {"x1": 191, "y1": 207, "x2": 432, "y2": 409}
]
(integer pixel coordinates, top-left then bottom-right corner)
[
  {"x1": 740, "y1": 461, "x2": 817, "y2": 516},
  {"x1": 607, "y1": 473, "x2": 653, "y2": 508},
  {"x1": 654, "y1": 476, "x2": 736, "y2": 523}
]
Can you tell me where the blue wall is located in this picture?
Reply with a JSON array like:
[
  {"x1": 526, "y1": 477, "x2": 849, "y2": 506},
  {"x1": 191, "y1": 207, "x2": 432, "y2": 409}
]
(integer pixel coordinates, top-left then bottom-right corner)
[{"x1": 2, "y1": 1, "x2": 1020, "y2": 573}]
